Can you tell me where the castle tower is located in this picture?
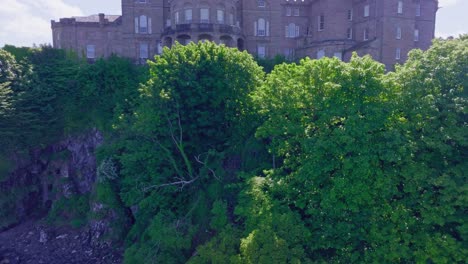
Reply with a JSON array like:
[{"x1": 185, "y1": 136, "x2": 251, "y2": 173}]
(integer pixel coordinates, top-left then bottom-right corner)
[
  {"x1": 160, "y1": 0, "x2": 243, "y2": 49},
  {"x1": 120, "y1": 0, "x2": 166, "y2": 62}
]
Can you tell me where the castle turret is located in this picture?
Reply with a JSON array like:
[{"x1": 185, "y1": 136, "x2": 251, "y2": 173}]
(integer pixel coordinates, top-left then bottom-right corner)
[{"x1": 160, "y1": 0, "x2": 243, "y2": 49}]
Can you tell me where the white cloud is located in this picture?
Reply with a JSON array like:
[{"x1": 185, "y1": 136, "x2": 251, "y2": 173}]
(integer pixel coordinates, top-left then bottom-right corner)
[
  {"x1": 0, "y1": 0, "x2": 83, "y2": 47},
  {"x1": 436, "y1": 30, "x2": 465, "y2": 39},
  {"x1": 438, "y1": 0, "x2": 461, "y2": 7}
]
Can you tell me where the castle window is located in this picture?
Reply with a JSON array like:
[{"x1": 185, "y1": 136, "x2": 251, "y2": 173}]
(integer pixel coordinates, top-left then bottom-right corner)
[
  {"x1": 137, "y1": 0, "x2": 147, "y2": 3},
  {"x1": 135, "y1": 15, "x2": 149, "y2": 33},
  {"x1": 140, "y1": 43, "x2": 149, "y2": 59},
  {"x1": 86, "y1": 45, "x2": 95, "y2": 59},
  {"x1": 157, "y1": 42, "x2": 163, "y2": 54},
  {"x1": 200, "y1": 8, "x2": 210, "y2": 23},
  {"x1": 348, "y1": 9, "x2": 353, "y2": 21},
  {"x1": 347, "y1": 28, "x2": 353, "y2": 39},
  {"x1": 317, "y1": 50, "x2": 325, "y2": 59},
  {"x1": 184, "y1": 9, "x2": 192, "y2": 23},
  {"x1": 364, "y1": 5, "x2": 370, "y2": 17},
  {"x1": 293, "y1": 8, "x2": 300, "y2": 16},
  {"x1": 396, "y1": 48, "x2": 401, "y2": 60},
  {"x1": 285, "y1": 23, "x2": 299, "y2": 38},
  {"x1": 364, "y1": 28, "x2": 369, "y2": 40},
  {"x1": 284, "y1": 48, "x2": 294, "y2": 60},
  {"x1": 414, "y1": 29, "x2": 419, "y2": 41},
  {"x1": 217, "y1": 10, "x2": 225, "y2": 24},
  {"x1": 257, "y1": 45, "x2": 266, "y2": 58},
  {"x1": 396, "y1": 27, "x2": 401, "y2": 39},
  {"x1": 256, "y1": 18, "x2": 266, "y2": 36},
  {"x1": 257, "y1": 0, "x2": 265, "y2": 8},
  {"x1": 318, "y1": 14, "x2": 324, "y2": 31},
  {"x1": 286, "y1": 7, "x2": 292, "y2": 16},
  {"x1": 416, "y1": 3, "x2": 421, "y2": 16},
  {"x1": 398, "y1": 1, "x2": 403, "y2": 14},
  {"x1": 175, "y1": 12, "x2": 180, "y2": 24},
  {"x1": 334, "y1": 52, "x2": 343, "y2": 61}
]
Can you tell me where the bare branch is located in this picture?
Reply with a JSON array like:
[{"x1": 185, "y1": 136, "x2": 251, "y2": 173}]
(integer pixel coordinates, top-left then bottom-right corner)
[
  {"x1": 165, "y1": 114, "x2": 180, "y2": 148},
  {"x1": 194, "y1": 154, "x2": 220, "y2": 181},
  {"x1": 143, "y1": 176, "x2": 200, "y2": 192},
  {"x1": 164, "y1": 110, "x2": 194, "y2": 178},
  {"x1": 177, "y1": 107, "x2": 183, "y2": 144}
]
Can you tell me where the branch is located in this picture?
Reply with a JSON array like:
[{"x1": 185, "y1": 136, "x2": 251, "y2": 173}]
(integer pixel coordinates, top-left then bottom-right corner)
[
  {"x1": 194, "y1": 154, "x2": 220, "y2": 181},
  {"x1": 150, "y1": 137, "x2": 184, "y2": 178},
  {"x1": 165, "y1": 111, "x2": 194, "y2": 177},
  {"x1": 143, "y1": 176, "x2": 200, "y2": 192},
  {"x1": 177, "y1": 107, "x2": 183, "y2": 144}
]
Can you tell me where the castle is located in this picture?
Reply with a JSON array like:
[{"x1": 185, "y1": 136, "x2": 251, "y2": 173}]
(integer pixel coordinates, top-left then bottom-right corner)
[{"x1": 51, "y1": 0, "x2": 438, "y2": 69}]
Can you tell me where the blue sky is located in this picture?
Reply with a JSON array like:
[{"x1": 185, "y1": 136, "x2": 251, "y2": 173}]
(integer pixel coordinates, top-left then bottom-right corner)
[{"x1": 0, "y1": 0, "x2": 466, "y2": 47}]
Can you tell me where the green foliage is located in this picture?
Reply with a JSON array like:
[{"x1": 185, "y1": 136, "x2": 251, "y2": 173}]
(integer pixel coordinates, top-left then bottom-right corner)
[
  {"x1": 64, "y1": 55, "x2": 145, "y2": 133},
  {"x1": 47, "y1": 194, "x2": 90, "y2": 228},
  {"x1": 124, "y1": 211, "x2": 194, "y2": 264},
  {"x1": 0, "y1": 48, "x2": 30, "y2": 152},
  {"x1": 116, "y1": 42, "x2": 264, "y2": 262},
  {"x1": 1, "y1": 38, "x2": 466, "y2": 263},
  {"x1": 236, "y1": 176, "x2": 312, "y2": 264},
  {"x1": 0, "y1": 46, "x2": 80, "y2": 152},
  {"x1": 244, "y1": 38, "x2": 466, "y2": 263},
  {"x1": 188, "y1": 225, "x2": 242, "y2": 264},
  {"x1": 256, "y1": 54, "x2": 292, "y2": 73},
  {"x1": 0, "y1": 46, "x2": 144, "y2": 154},
  {"x1": 88, "y1": 180, "x2": 132, "y2": 243},
  {"x1": 388, "y1": 36, "x2": 468, "y2": 262},
  {"x1": 0, "y1": 155, "x2": 12, "y2": 181},
  {"x1": 0, "y1": 185, "x2": 22, "y2": 229}
]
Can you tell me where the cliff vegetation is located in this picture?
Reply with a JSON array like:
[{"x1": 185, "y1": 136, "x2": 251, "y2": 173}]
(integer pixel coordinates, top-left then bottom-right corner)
[{"x1": 0, "y1": 37, "x2": 466, "y2": 263}]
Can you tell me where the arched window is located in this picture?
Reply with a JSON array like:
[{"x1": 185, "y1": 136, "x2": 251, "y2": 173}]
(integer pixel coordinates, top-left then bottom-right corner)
[
  {"x1": 229, "y1": 7, "x2": 235, "y2": 25},
  {"x1": 185, "y1": 9, "x2": 192, "y2": 22},
  {"x1": 255, "y1": 18, "x2": 268, "y2": 36},
  {"x1": 184, "y1": 3, "x2": 193, "y2": 23},
  {"x1": 200, "y1": 8, "x2": 210, "y2": 23},
  {"x1": 217, "y1": 9, "x2": 225, "y2": 24},
  {"x1": 285, "y1": 23, "x2": 299, "y2": 38}
]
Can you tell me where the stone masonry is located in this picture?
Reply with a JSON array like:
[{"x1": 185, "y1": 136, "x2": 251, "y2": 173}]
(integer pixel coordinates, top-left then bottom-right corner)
[{"x1": 51, "y1": 0, "x2": 438, "y2": 69}]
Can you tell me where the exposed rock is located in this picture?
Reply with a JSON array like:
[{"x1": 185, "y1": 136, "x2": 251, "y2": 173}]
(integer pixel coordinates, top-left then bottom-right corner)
[
  {"x1": 0, "y1": 129, "x2": 127, "y2": 263},
  {"x1": 55, "y1": 234, "x2": 67, "y2": 239},
  {"x1": 38, "y1": 230, "x2": 47, "y2": 243},
  {"x1": 0, "y1": 221, "x2": 122, "y2": 264},
  {"x1": 0, "y1": 129, "x2": 104, "y2": 230}
]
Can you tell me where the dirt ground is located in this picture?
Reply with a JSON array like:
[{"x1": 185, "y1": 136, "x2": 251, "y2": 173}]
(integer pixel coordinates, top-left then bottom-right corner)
[{"x1": 0, "y1": 220, "x2": 122, "y2": 264}]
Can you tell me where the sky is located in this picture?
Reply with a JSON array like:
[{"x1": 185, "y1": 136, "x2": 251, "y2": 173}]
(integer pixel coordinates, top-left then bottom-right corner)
[{"x1": 0, "y1": 0, "x2": 466, "y2": 47}]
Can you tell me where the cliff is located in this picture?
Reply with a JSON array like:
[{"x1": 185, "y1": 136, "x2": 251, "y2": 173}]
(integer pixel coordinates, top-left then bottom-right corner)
[{"x1": 0, "y1": 129, "x2": 128, "y2": 263}]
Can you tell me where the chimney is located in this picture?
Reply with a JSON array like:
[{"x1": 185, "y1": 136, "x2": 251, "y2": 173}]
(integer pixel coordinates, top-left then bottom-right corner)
[{"x1": 99, "y1": 13, "x2": 105, "y2": 23}]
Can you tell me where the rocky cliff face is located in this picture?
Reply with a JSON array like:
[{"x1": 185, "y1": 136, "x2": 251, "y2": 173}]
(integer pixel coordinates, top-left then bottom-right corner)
[
  {"x1": 0, "y1": 128, "x2": 103, "y2": 230},
  {"x1": 0, "y1": 129, "x2": 130, "y2": 263}
]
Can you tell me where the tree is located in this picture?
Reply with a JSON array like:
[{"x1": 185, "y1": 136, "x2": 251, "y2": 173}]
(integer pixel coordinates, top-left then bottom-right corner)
[
  {"x1": 116, "y1": 42, "x2": 264, "y2": 263},
  {"x1": 0, "y1": 54, "x2": 15, "y2": 143},
  {"x1": 64, "y1": 55, "x2": 144, "y2": 132},
  {"x1": 387, "y1": 36, "x2": 467, "y2": 262},
  {"x1": 0, "y1": 48, "x2": 35, "y2": 152},
  {"x1": 249, "y1": 46, "x2": 466, "y2": 262},
  {"x1": 0, "y1": 46, "x2": 82, "y2": 152}
]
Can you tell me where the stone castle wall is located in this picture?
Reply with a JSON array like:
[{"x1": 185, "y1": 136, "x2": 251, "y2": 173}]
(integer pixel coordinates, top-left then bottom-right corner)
[{"x1": 51, "y1": 0, "x2": 438, "y2": 69}]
